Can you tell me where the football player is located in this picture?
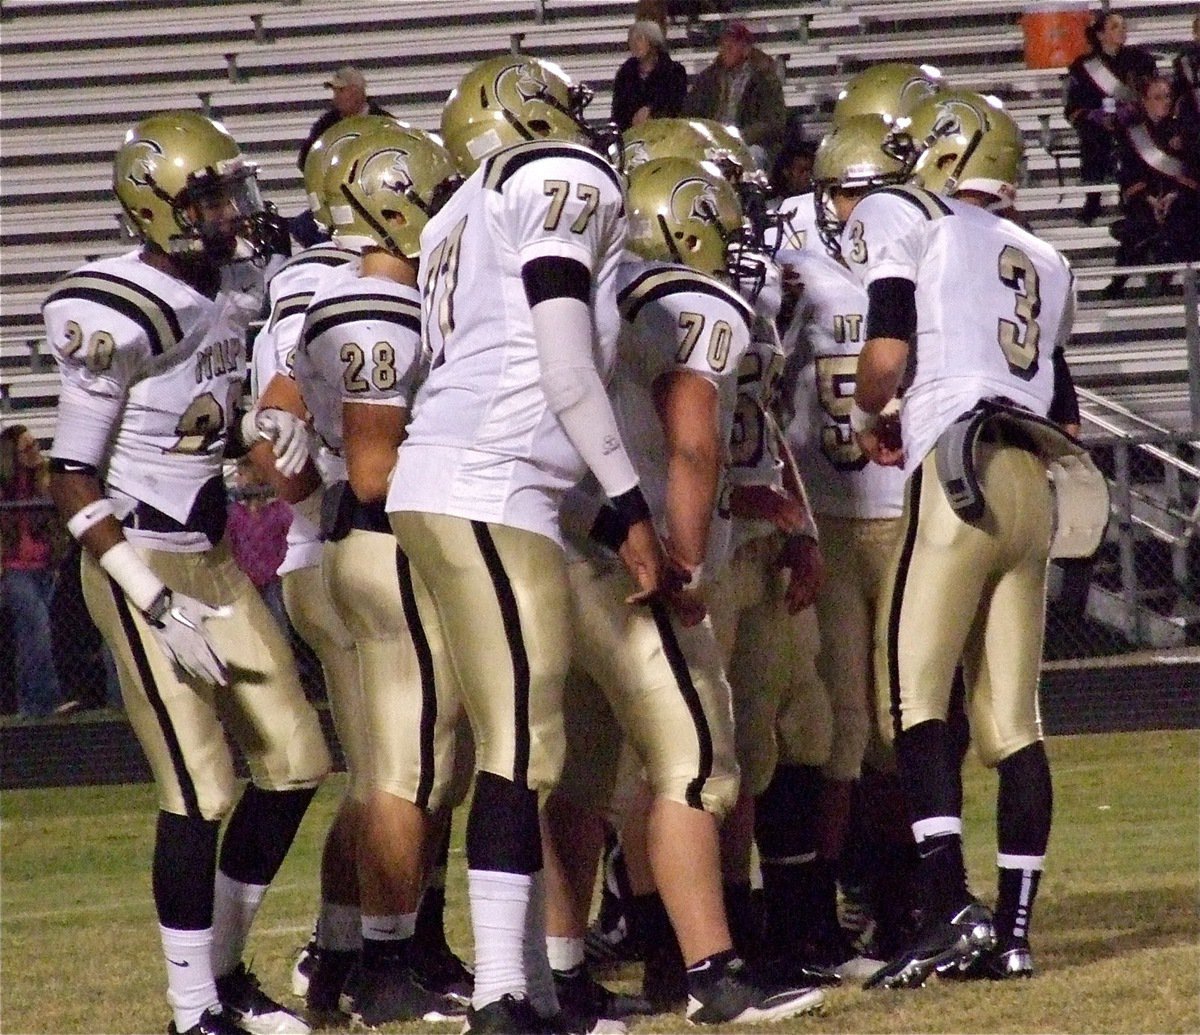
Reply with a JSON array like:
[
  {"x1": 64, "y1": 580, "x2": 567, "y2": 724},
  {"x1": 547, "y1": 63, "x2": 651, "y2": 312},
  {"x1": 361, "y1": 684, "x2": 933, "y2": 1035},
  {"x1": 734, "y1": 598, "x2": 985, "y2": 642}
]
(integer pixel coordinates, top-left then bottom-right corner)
[
  {"x1": 250, "y1": 112, "x2": 394, "y2": 1016},
  {"x1": 385, "y1": 55, "x2": 674, "y2": 1035},
  {"x1": 813, "y1": 104, "x2": 1106, "y2": 989},
  {"x1": 44, "y1": 111, "x2": 329, "y2": 1035},
  {"x1": 546, "y1": 156, "x2": 828, "y2": 1026},
  {"x1": 779, "y1": 115, "x2": 910, "y2": 978},
  {"x1": 293, "y1": 123, "x2": 471, "y2": 1026},
  {"x1": 888, "y1": 89, "x2": 1092, "y2": 980}
]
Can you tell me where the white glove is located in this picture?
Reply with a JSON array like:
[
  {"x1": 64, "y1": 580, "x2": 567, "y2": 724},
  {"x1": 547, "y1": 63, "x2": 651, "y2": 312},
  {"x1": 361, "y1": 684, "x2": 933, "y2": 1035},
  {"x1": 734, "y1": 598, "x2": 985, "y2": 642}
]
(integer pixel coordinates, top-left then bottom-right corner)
[
  {"x1": 246, "y1": 407, "x2": 312, "y2": 477},
  {"x1": 145, "y1": 588, "x2": 232, "y2": 686}
]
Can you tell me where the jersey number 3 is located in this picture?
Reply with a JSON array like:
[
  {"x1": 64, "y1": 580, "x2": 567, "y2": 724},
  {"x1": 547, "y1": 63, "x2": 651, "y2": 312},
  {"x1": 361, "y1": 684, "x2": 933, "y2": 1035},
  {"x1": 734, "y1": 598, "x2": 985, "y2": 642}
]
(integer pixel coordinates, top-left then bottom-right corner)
[{"x1": 997, "y1": 244, "x2": 1041, "y2": 380}]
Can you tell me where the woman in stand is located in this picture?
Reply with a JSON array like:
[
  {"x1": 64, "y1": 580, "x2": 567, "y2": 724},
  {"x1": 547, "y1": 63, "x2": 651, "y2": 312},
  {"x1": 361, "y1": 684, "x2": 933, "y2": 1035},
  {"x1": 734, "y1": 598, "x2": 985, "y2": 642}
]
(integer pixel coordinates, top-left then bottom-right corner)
[
  {"x1": 1, "y1": 425, "x2": 75, "y2": 718},
  {"x1": 611, "y1": 20, "x2": 687, "y2": 131}
]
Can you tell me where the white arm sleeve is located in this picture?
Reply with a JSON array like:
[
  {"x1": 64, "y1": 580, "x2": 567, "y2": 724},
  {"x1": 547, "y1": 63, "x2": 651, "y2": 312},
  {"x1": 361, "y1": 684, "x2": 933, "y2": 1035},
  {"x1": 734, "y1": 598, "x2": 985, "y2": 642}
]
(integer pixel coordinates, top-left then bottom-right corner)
[{"x1": 530, "y1": 294, "x2": 640, "y2": 499}]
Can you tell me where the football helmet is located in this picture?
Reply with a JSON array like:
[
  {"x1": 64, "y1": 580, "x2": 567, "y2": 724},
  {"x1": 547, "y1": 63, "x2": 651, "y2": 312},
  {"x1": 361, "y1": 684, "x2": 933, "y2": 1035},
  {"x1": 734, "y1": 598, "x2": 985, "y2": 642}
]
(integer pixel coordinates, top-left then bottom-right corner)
[
  {"x1": 811, "y1": 113, "x2": 907, "y2": 256},
  {"x1": 440, "y1": 55, "x2": 593, "y2": 174},
  {"x1": 303, "y1": 114, "x2": 401, "y2": 231},
  {"x1": 901, "y1": 90, "x2": 1024, "y2": 203},
  {"x1": 831, "y1": 62, "x2": 944, "y2": 127},
  {"x1": 323, "y1": 124, "x2": 461, "y2": 258},
  {"x1": 113, "y1": 110, "x2": 265, "y2": 263},
  {"x1": 625, "y1": 156, "x2": 743, "y2": 280}
]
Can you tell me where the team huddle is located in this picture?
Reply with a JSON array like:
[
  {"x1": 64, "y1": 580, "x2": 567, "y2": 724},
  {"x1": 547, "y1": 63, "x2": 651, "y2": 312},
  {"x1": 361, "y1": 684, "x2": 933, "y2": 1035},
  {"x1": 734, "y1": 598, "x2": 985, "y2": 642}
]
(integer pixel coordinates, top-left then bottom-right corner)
[{"x1": 42, "y1": 52, "x2": 1110, "y2": 1035}]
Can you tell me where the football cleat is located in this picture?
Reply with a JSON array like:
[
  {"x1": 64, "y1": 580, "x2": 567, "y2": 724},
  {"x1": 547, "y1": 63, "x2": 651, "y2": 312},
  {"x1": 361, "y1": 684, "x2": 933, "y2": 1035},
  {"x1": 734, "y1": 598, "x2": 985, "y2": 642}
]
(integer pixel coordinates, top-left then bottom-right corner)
[
  {"x1": 290, "y1": 935, "x2": 316, "y2": 999},
  {"x1": 553, "y1": 964, "x2": 653, "y2": 1024},
  {"x1": 410, "y1": 940, "x2": 474, "y2": 1004},
  {"x1": 168, "y1": 1007, "x2": 250, "y2": 1035},
  {"x1": 304, "y1": 946, "x2": 359, "y2": 1015},
  {"x1": 215, "y1": 963, "x2": 311, "y2": 1035},
  {"x1": 461, "y1": 994, "x2": 546, "y2": 1034},
  {"x1": 864, "y1": 900, "x2": 996, "y2": 990},
  {"x1": 347, "y1": 956, "x2": 465, "y2": 1027},
  {"x1": 940, "y1": 941, "x2": 1034, "y2": 981},
  {"x1": 685, "y1": 958, "x2": 826, "y2": 1025}
]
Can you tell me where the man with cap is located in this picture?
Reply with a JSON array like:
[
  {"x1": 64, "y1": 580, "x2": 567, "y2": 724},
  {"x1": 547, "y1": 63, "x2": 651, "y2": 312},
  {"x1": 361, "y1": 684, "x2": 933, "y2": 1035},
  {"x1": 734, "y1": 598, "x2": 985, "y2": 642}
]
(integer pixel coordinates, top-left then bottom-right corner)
[
  {"x1": 292, "y1": 67, "x2": 394, "y2": 245},
  {"x1": 682, "y1": 20, "x2": 787, "y2": 167}
]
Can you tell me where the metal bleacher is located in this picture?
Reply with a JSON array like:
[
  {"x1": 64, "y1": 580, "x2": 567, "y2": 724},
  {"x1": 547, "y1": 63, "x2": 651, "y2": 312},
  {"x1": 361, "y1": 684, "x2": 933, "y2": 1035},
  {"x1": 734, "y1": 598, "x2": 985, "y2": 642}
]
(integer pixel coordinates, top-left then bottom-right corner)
[{"x1": 2, "y1": 0, "x2": 1197, "y2": 429}]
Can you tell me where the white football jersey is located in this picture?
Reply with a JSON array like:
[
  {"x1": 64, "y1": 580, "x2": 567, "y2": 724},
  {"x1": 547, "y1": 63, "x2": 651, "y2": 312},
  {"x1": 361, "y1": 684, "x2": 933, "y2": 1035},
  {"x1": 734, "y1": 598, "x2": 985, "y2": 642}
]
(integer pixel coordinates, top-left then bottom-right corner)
[
  {"x1": 44, "y1": 250, "x2": 264, "y2": 549},
  {"x1": 783, "y1": 248, "x2": 906, "y2": 519},
  {"x1": 564, "y1": 258, "x2": 753, "y2": 570},
  {"x1": 770, "y1": 190, "x2": 819, "y2": 264},
  {"x1": 250, "y1": 243, "x2": 356, "y2": 397},
  {"x1": 295, "y1": 263, "x2": 424, "y2": 459},
  {"x1": 840, "y1": 186, "x2": 1074, "y2": 473},
  {"x1": 251, "y1": 242, "x2": 356, "y2": 574},
  {"x1": 389, "y1": 140, "x2": 626, "y2": 543}
]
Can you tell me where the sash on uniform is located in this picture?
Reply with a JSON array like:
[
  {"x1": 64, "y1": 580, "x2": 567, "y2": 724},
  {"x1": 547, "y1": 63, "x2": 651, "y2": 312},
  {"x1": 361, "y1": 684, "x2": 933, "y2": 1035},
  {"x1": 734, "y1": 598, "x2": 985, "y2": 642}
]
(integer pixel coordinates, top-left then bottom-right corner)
[
  {"x1": 1126, "y1": 124, "x2": 1199, "y2": 190},
  {"x1": 934, "y1": 398, "x2": 1110, "y2": 558},
  {"x1": 1081, "y1": 56, "x2": 1135, "y2": 103}
]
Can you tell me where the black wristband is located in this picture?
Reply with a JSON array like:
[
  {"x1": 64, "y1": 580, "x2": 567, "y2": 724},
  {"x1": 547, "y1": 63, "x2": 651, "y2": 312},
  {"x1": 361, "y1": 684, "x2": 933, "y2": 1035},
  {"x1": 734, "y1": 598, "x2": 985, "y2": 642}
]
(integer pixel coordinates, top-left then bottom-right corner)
[
  {"x1": 609, "y1": 486, "x2": 651, "y2": 528},
  {"x1": 143, "y1": 587, "x2": 173, "y2": 627},
  {"x1": 589, "y1": 505, "x2": 627, "y2": 552}
]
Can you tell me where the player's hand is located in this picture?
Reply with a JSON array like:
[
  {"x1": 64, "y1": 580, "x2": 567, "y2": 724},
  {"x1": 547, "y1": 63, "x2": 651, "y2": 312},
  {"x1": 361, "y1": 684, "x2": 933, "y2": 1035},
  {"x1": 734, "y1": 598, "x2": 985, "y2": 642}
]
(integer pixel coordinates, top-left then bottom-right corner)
[
  {"x1": 855, "y1": 414, "x2": 905, "y2": 468},
  {"x1": 255, "y1": 408, "x2": 311, "y2": 476},
  {"x1": 776, "y1": 534, "x2": 825, "y2": 613},
  {"x1": 619, "y1": 517, "x2": 679, "y2": 605},
  {"x1": 730, "y1": 484, "x2": 809, "y2": 534},
  {"x1": 145, "y1": 590, "x2": 232, "y2": 686}
]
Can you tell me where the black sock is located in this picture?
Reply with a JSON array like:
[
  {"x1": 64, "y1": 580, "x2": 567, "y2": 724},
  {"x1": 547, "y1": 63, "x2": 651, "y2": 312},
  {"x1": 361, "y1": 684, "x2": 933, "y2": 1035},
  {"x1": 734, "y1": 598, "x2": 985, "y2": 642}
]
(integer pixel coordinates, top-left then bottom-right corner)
[
  {"x1": 995, "y1": 742, "x2": 1052, "y2": 946},
  {"x1": 915, "y1": 832, "x2": 970, "y2": 920},
  {"x1": 219, "y1": 784, "x2": 317, "y2": 885},
  {"x1": 722, "y1": 881, "x2": 761, "y2": 959},
  {"x1": 362, "y1": 934, "x2": 410, "y2": 968},
  {"x1": 994, "y1": 865, "x2": 1040, "y2": 948}
]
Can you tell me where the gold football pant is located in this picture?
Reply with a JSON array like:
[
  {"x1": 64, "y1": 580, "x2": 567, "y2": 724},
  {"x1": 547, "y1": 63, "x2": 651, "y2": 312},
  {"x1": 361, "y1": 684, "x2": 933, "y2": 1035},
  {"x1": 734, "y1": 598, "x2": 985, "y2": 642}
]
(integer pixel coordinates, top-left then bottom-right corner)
[
  {"x1": 390, "y1": 512, "x2": 567, "y2": 795},
  {"x1": 323, "y1": 529, "x2": 467, "y2": 811},
  {"x1": 876, "y1": 446, "x2": 1053, "y2": 767},
  {"x1": 82, "y1": 541, "x2": 330, "y2": 821}
]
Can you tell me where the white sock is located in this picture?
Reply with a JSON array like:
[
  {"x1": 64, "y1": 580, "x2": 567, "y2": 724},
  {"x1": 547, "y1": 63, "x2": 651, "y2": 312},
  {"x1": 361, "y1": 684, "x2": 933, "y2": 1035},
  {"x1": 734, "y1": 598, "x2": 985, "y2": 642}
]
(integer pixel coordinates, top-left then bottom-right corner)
[
  {"x1": 318, "y1": 902, "x2": 363, "y2": 952},
  {"x1": 160, "y1": 925, "x2": 219, "y2": 1033},
  {"x1": 362, "y1": 912, "x2": 417, "y2": 944},
  {"x1": 524, "y1": 871, "x2": 559, "y2": 1018},
  {"x1": 211, "y1": 871, "x2": 268, "y2": 979},
  {"x1": 468, "y1": 869, "x2": 531, "y2": 1010},
  {"x1": 546, "y1": 935, "x2": 585, "y2": 973}
]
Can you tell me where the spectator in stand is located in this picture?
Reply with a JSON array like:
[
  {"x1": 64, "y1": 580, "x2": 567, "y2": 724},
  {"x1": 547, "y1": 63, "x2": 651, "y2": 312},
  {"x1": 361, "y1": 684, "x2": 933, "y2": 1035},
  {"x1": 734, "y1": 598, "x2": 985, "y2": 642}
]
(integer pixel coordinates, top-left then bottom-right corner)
[
  {"x1": 1065, "y1": 10, "x2": 1157, "y2": 224},
  {"x1": 1105, "y1": 73, "x2": 1200, "y2": 299},
  {"x1": 634, "y1": 0, "x2": 667, "y2": 35},
  {"x1": 0, "y1": 425, "x2": 77, "y2": 719},
  {"x1": 292, "y1": 67, "x2": 393, "y2": 246},
  {"x1": 1171, "y1": 14, "x2": 1200, "y2": 153},
  {"x1": 611, "y1": 19, "x2": 688, "y2": 131},
  {"x1": 226, "y1": 458, "x2": 293, "y2": 634},
  {"x1": 683, "y1": 19, "x2": 787, "y2": 168}
]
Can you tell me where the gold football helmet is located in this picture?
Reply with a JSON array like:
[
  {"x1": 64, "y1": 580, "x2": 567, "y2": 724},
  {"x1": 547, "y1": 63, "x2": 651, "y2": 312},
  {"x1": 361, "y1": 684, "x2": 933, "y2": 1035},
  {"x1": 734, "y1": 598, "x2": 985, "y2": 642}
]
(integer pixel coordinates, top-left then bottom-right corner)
[
  {"x1": 831, "y1": 62, "x2": 944, "y2": 127},
  {"x1": 811, "y1": 114, "x2": 907, "y2": 255},
  {"x1": 113, "y1": 110, "x2": 264, "y2": 262},
  {"x1": 440, "y1": 55, "x2": 592, "y2": 174},
  {"x1": 303, "y1": 114, "x2": 401, "y2": 231},
  {"x1": 322, "y1": 125, "x2": 461, "y2": 258},
  {"x1": 625, "y1": 156, "x2": 743, "y2": 279},
  {"x1": 901, "y1": 90, "x2": 1024, "y2": 202}
]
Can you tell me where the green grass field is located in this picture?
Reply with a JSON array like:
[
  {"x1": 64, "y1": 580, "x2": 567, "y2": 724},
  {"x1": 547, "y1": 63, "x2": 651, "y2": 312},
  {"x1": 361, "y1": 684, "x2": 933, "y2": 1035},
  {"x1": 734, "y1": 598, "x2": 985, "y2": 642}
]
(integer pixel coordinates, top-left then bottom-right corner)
[{"x1": 2, "y1": 729, "x2": 1197, "y2": 1034}]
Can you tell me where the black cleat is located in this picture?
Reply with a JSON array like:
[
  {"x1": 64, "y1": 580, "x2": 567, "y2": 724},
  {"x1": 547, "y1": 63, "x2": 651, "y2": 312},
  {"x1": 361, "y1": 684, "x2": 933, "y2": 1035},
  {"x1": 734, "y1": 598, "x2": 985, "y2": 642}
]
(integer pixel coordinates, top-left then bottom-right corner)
[
  {"x1": 642, "y1": 939, "x2": 687, "y2": 1013},
  {"x1": 410, "y1": 940, "x2": 473, "y2": 1004},
  {"x1": 685, "y1": 958, "x2": 826, "y2": 1025},
  {"x1": 290, "y1": 935, "x2": 317, "y2": 999},
  {"x1": 303, "y1": 947, "x2": 358, "y2": 1015},
  {"x1": 553, "y1": 964, "x2": 652, "y2": 1023},
  {"x1": 347, "y1": 956, "x2": 465, "y2": 1027},
  {"x1": 215, "y1": 963, "x2": 310, "y2": 1034},
  {"x1": 168, "y1": 1007, "x2": 250, "y2": 1035},
  {"x1": 941, "y1": 941, "x2": 1034, "y2": 981},
  {"x1": 462, "y1": 994, "x2": 546, "y2": 1034},
  {"x1": 864, "y1": 900, "x2": 996, "y2": 990}
]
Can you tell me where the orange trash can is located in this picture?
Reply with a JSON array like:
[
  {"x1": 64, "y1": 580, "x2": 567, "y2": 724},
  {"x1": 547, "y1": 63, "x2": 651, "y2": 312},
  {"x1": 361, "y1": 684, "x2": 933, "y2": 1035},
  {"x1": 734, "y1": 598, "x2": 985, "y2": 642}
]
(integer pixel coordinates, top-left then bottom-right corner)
[{"x1": 1022, "y1": 3, "x2": 1093, "y2": 69}]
